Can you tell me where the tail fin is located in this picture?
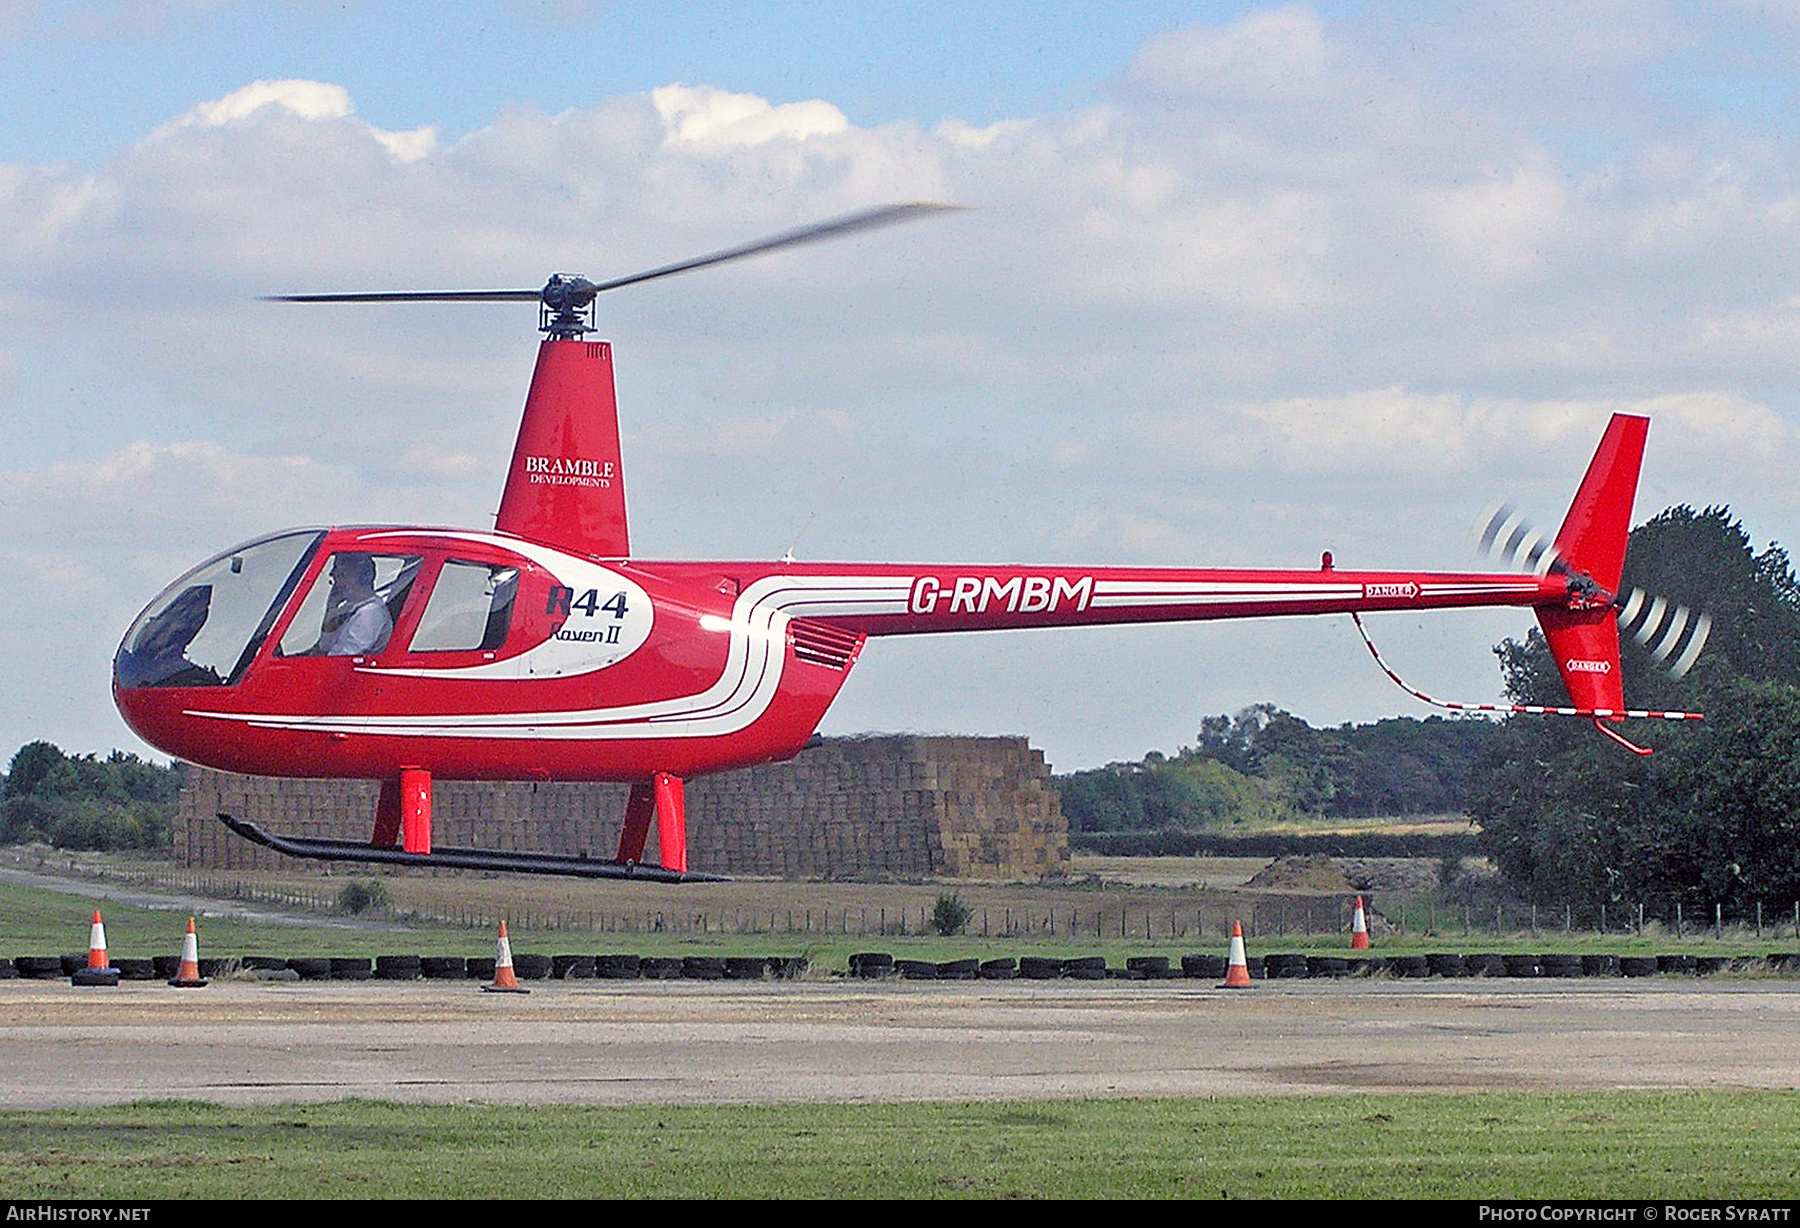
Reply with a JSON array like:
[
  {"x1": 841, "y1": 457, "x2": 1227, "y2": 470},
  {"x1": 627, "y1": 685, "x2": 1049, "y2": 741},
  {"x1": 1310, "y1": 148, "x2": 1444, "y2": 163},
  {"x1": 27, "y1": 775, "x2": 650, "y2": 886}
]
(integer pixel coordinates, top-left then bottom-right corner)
[
  {"x1": 1534, "y1": 414, "x2": 1648, "y2": 721},
  {"x1": 495, "y1": 339, "x2": 630, "y2": 558}
]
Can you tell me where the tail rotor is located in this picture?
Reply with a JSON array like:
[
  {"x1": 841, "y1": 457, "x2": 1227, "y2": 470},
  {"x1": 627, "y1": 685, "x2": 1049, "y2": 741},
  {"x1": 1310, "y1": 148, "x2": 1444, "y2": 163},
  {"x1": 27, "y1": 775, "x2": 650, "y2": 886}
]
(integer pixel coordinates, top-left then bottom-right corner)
[{"x1": 1475, "y1": 503, "x2": 1712, "y2": 680}]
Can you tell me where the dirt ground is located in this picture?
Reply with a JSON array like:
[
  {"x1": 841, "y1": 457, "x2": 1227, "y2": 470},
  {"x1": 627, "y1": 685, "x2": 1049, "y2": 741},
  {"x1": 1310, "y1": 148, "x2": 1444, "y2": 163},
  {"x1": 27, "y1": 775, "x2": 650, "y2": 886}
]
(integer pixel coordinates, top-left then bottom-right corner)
[{"x1": 3, "y1": 977, "x2": 1797, "y2": 1109}]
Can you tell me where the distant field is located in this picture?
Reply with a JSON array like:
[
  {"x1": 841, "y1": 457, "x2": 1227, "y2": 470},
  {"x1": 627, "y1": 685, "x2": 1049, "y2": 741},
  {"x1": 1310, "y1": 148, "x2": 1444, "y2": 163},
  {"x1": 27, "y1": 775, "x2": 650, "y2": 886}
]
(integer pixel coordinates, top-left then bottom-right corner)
[{"x1": 2, "y1": 1092, "x2": 1796, "y2": 1199}]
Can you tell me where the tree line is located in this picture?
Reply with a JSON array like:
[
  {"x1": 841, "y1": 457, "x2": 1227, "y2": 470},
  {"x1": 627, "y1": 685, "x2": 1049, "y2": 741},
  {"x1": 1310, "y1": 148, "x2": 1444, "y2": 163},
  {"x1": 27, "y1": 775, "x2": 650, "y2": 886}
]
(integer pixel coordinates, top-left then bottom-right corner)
[
  {"x1": 1055, "y1": 707, "x2": 1496, "y2": 832},
  {"x1": 1, "y1": 741, "x2": 182, "y2": 850}
]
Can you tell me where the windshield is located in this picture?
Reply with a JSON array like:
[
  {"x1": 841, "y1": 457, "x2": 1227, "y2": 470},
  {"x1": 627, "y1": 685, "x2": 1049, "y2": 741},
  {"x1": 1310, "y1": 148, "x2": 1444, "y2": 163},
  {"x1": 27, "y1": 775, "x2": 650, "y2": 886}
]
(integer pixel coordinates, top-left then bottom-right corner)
[{"x1": 115, "y1": 531, "x2": 324, "y2": 688}]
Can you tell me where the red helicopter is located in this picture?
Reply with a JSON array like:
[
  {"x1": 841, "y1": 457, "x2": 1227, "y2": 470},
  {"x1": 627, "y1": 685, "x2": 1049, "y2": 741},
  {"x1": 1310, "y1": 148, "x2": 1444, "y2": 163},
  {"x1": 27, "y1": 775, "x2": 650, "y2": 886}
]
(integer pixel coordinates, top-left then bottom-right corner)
[{"x1": 112, "y1": 204, "x2": 1707, "y2": 881}]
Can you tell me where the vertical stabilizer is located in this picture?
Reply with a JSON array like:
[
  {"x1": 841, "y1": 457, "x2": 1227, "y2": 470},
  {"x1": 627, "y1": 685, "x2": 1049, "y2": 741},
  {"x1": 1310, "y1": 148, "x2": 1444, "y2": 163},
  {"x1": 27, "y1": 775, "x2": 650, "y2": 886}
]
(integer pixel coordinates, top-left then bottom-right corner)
[
  {"x1": 1551, "y1": 413, "x2": 1647, "y2": 594},
  {"x1": 1535, "y1": 413, "x2": 1648, "y2": 719},
  {"x1": 495, "y1": 339, "x2": 630, "y2": 557}
]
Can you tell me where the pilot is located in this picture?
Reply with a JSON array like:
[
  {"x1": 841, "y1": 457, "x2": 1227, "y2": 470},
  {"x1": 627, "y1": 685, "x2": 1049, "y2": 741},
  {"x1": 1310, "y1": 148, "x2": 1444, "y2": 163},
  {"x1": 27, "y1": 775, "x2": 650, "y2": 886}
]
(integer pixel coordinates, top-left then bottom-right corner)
[{"x1": 316, "y1": 554, "x2": 393, "y2": 656}]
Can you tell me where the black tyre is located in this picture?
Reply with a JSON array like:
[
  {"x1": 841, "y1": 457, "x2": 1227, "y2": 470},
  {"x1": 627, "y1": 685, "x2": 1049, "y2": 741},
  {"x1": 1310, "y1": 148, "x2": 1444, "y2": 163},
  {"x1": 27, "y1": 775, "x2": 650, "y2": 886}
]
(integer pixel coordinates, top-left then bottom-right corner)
[
  {"x1": 1618, "y1": 956, "x2": 1659, "y2": 977},
  {"x1": 1501, "y1": 954, "x2": 1540, "y2": 978},
  {"x1": 936, "y1": 959, "x2": 979, "y2": 980},
  {"x1": 1264, "y1": 953, "x2": 1309, "y2": 979},
  {"x1": 1657, "y1": 954, "x2": 1696, "y2": 975},
  {"x1": 1307, "y1": 956, "x2": 1349, "y2": 978},
  {"x1": 895, "y1": 959, "x2": 939, "y2": 980},
  {"x1": 329, "y1": 957, "x2": 372, "y2": 981},
  {"x1": 112, "y1": 958, "x2": 156, "y2": 981},
  {"x1": 724, "y1": 957, "x2": 769, "y2": 981},
  {"x1": 978, "y1": 958, "x2": 1017, "y2": 980},
  {"x1": 640, "y1": 957, "x2": 683, "y2": 980},
  {"x1": 770, "y1": 957, "x2": 809, "y2": 980},
  {"x1": 1424, "y1": 953, "x2": 1465, "y2": 978},
  {"x1": 552, "y1": 955, "x2": 596, "y2": 980},
  {"x1": 1581, "y1": 954, "x2": 1619, "y2": 977},
  {"x1": 509, "y1": 954, "x2": 550, "y2": 980},
  {"x1": 1182, "y1": 954, "x2": 1227, "y2": 979},
  {"x1": 1385, "y1": 955, "x2": 1429, "y2": 978},
  {"x1": 1539, "y1": 954, "x2": 1582, "y2": 979},
  {"x1": 15, "y1": 956, "x2": 63, "y2": 980},
  {"x1": 596, "y1": 954, "x2": 642, "y2": 979},
  {"x1": 376, "y1": 955, "x2": 423, "y2": 981},
  {"x1": 849, "y1": 952, "x2": 894, "y2": 978},
  {"x1": 1062, "y1": 955, "x2": 1106, "y2": 979},
  {"x1": 1019, "y1": 956, "x2": 1062, "y2": 980},
  {"x1": 421, "y1": 956, "x2": 468, "y2": 980},
  {"x1": 1126, "y1": 956, "x2": 1170, "y2": 977},
  {"x1": 681, "y1": 956, "x2": 725, "y2": 980}
]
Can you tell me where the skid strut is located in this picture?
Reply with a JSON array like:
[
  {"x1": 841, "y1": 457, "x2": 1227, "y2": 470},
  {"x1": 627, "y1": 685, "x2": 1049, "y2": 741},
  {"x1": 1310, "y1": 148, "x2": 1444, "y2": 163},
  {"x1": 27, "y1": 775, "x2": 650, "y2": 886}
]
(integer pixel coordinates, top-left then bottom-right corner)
[{"x1": 219, "y1": 814, "x2": 723, "y2": 882}]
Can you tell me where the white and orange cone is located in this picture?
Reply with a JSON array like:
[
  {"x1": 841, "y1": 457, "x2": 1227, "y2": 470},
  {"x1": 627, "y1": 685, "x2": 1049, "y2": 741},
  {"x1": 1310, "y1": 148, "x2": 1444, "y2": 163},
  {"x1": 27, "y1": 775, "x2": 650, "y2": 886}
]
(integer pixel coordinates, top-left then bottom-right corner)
[
  {"x1": 483, "y1": 920, "x2": 528, "y2": 994},
  {"x1": 1350, "y1": 896, "x2": 1370, "y2": 950},
  {"x1": 1221, "y1": 920, "x2": 1252, "y2": 988},
  {"x1": 71, "y1": 909, "x2": 120, "y2": 986},
  {"x1": 168, "y1": 917, "x2": 208, "y2": 988}
]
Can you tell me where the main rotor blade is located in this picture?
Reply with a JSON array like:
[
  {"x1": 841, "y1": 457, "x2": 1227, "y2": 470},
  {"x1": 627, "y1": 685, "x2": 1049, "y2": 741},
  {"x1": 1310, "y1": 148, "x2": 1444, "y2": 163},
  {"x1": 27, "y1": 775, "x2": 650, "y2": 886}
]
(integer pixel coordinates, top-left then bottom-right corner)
[
  {"x1": 262, "y1": 289, "x2": 542, "y2": 303},
  {"x1": 583, "y1": 201, "x2": 965, "y2": 296},
  {"x1": 263, "y1": 202, "x2": 964, "y2": 308}
]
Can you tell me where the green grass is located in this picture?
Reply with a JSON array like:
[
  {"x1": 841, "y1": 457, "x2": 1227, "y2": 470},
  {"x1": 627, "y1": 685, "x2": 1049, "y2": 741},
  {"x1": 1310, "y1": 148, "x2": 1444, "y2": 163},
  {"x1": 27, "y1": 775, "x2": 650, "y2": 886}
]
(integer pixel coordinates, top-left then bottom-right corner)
[{"x1": 1, "y1": 1092, "x2": 1796, "y2": 1198}]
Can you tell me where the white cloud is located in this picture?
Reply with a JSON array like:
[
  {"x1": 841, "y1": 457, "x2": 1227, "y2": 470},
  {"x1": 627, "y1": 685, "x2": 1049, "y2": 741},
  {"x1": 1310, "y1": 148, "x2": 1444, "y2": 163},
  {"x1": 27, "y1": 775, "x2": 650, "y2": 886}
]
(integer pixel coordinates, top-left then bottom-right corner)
[
  {"x1": 653, "y1": 84, "x2": 849, "y2": 147},
  {"x1": 152, "y1": 78, "x2": 438, "y2": 163},
  {"x1": 1127, "y1": 5, "x2": 1337, "y2": 101}
]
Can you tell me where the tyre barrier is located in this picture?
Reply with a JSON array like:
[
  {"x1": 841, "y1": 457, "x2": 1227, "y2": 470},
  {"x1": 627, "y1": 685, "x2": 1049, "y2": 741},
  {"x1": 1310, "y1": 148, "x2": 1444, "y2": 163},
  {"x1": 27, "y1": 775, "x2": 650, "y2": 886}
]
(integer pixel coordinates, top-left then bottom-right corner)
[{"x1": 11, "y1": 950, "x2": 1799, "y2": 985}]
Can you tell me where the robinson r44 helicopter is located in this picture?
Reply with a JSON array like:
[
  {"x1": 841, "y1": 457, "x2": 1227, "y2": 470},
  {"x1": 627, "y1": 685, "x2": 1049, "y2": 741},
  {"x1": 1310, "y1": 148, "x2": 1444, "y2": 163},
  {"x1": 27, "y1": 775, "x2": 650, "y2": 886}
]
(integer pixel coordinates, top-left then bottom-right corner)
[{"x1": 112, "y1": 204, "x2": 1708, "y2": 882}]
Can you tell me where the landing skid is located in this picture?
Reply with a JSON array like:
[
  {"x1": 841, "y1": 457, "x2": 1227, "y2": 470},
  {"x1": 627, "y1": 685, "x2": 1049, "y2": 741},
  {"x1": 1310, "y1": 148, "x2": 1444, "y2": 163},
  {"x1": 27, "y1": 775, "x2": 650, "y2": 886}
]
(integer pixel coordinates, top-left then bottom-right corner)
[{"x1": 218, "y1": 814, "x2": 726, "y2": 882}]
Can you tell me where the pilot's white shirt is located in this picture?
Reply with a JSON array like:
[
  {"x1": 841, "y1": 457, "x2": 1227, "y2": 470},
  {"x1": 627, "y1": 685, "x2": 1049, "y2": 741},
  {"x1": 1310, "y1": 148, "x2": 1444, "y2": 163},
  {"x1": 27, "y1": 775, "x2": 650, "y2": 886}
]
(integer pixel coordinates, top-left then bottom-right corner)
[{"x1": 320, "y1": 596, "x2": 392, "y2": 656}]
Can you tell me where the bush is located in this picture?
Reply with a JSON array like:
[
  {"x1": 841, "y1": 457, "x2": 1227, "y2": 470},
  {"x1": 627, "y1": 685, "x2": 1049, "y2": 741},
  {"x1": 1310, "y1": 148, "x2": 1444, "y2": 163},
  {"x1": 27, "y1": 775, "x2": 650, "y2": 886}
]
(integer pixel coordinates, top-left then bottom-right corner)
[
  {"x1": 336, "y1": 879, "x2": 391, "y2": 915},
  {"x1": 931, "y1": 892, "x2": 972, "y2": 936}
]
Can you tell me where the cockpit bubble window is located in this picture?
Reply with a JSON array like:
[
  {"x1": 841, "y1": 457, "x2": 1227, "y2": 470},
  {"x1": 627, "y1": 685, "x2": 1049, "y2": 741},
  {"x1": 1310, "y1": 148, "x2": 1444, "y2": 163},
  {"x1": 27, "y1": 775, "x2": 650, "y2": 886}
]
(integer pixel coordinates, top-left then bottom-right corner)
[
  {"x1": 409, "y1": 560, "x2": 519, "y2": 653},
  {"x1": 277, "y1": 553, "x2": 422, "y2": 658},
  {"x1": 115, "y1": 530, "x2": 324, "y2": 688}
]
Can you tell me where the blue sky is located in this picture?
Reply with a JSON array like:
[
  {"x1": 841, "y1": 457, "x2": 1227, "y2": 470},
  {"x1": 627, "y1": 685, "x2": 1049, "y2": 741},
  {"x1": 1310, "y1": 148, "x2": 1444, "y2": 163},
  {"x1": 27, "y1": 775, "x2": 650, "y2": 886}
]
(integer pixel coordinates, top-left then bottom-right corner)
[{"x1": 4, "y1": 1, "x2": 1800, "y2": 772}]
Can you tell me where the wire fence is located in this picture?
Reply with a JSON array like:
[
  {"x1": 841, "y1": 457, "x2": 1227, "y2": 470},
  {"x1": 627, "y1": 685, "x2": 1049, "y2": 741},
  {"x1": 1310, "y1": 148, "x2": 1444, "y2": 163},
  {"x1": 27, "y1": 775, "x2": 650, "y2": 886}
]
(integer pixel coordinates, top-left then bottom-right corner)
[{"x1": 37, "y1": 857, "x2": 1800, "y2": 943}]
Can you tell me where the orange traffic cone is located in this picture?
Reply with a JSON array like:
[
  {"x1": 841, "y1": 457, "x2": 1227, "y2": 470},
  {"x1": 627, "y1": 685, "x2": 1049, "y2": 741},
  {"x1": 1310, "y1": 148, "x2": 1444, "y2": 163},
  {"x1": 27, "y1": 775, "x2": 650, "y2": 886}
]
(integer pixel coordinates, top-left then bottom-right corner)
[
  {"x1": 1350, "y1": 896, "x2": 1370, "y2": 950},
  {"x1": 168, "y1": 917, "x2": 209, "y2": 988},
  {"x1": 1221, "y1": 921, "x2": 1252, "y2": 988},
  {"x1": 71, "y1": 909, "x2": 120, "y2": 986},
  {"x1": 483, "y1": 921, "x2": 529, "y2": 994}
]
